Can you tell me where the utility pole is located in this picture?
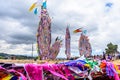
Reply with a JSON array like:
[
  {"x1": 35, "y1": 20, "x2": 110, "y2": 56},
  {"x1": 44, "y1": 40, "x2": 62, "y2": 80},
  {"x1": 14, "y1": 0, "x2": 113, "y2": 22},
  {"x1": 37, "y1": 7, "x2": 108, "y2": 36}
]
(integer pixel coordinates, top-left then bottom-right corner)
[{"x1": 32, "y1": 42, "x2": 33, "y2": 59}]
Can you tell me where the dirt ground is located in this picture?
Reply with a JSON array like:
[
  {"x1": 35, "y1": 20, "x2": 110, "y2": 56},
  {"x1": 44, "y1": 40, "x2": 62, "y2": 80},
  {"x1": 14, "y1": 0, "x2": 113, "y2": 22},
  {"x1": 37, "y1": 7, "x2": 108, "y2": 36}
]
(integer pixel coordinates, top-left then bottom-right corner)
[
  {"x1": 112, "y1": 60, "x2": 120, "y2": 65},
  {"x1": 0, "y1": 59, "x2": 68, "y2": 64},
  {"x1": 0, "y1": 59, "x2": 120, "y2": 65}
]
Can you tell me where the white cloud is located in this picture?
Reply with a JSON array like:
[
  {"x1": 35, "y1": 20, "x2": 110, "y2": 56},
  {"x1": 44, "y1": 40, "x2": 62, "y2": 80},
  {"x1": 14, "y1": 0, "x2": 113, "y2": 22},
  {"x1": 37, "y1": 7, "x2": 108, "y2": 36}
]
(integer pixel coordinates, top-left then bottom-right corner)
[{"x1": 0, "y1": 0, "x2": 120, "y2": 58}]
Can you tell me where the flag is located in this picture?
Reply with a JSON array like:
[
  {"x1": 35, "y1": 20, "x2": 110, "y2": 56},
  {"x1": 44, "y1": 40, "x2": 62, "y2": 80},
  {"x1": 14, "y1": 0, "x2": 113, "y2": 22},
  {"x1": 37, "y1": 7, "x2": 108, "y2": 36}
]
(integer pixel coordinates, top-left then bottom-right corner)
[{"x1": 73, "y1": 28, "x2": 82, "y2": 33}]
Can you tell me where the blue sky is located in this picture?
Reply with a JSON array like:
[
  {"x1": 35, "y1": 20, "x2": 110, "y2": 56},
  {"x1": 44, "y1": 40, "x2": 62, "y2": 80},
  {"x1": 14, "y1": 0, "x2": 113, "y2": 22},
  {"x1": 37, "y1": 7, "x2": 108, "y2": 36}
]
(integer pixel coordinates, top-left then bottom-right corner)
[{"x1": 0, "y1": 0, "x2": 120, "y2": 58}]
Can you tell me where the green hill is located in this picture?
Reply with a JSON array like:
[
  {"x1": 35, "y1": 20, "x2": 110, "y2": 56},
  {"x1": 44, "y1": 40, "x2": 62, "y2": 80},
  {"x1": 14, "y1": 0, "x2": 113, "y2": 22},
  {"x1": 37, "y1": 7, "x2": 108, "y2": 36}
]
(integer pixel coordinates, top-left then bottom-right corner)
[{"x1": 0, "y1": 53, "x2": 33, "y2": 59}]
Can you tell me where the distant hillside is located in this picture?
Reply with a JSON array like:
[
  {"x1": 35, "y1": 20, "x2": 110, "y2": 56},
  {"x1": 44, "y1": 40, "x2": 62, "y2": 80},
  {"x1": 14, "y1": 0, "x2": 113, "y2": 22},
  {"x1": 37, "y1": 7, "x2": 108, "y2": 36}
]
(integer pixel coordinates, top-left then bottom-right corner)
[{"x1": 0, "y1": 53, "x2": 33, "y2": 59}]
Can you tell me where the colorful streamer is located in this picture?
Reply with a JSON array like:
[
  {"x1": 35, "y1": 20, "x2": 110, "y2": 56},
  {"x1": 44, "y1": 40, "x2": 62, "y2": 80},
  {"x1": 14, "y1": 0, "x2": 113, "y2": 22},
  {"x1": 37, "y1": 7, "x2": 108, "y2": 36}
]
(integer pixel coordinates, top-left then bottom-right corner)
[
  {"x1": 29, "y1": 2, "x2": 37, "y2": 12},
  {"x1": 29, "y1": 0, "x2": 44, "y2": 15},
  {"x1": 42, "y1": 0, "x2": 47, "y2": 9},
  {"x1": 34, "y1": 8, "x2": 38, "y2": 15},
  {"x1": 1, "y1": 58, "x2": 120, "y2": 80}
]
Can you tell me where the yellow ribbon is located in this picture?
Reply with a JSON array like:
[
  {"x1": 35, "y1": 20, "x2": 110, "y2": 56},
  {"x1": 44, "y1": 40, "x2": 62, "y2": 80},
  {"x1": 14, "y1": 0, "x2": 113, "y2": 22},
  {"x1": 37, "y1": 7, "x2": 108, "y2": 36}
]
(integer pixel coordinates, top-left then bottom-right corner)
[
  {"x1": 2, "y1": 74, "x2": 12, "y2": 80},
  {"x1": 29, "y1": 2, "x2": 37, "y2": 12}
]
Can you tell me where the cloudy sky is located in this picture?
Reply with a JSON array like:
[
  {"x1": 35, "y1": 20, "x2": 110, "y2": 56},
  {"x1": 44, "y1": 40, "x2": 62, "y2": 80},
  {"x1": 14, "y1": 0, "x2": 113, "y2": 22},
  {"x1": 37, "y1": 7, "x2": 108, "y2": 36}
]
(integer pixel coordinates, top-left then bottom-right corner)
[{"x1": 0, "y1": 0, "x2": 120, "y2": 58}]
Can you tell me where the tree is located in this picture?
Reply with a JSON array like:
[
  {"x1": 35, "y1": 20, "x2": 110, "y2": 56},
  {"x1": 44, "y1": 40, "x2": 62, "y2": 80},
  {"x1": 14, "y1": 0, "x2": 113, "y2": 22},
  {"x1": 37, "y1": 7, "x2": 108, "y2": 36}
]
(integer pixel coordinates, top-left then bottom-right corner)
[
  {"x1": 105, "y1": 42, "x2": 118, "y2": 55},
  {"x1": 0, "y1": 56, "x2": 4, "y2": 59}
]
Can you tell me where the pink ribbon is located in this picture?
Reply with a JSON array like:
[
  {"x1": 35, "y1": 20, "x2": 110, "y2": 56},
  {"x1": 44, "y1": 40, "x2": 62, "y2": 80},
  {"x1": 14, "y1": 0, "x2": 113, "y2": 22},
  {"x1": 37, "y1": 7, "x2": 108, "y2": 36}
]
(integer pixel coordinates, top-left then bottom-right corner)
[
  {"x1": 42, "y1": 63, "x2": 69, "y2": 80},
  {"x1": 25, "y1": 64, "x2": 43, "y2": 80}
]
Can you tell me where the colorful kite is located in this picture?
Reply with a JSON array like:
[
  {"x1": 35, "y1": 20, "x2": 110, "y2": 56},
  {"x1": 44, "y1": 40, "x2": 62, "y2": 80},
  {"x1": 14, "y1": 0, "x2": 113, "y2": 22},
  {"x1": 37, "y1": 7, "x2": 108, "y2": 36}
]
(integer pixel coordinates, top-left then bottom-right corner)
[
  {"x1": 73, "y1": 28, "x2": 82, "y2": 33},
  {"x1": 35, "y1": 0, "x2": 62, "y2": 60},
  {"x1": 78, "y1": 33, "x2": 92, "y2": 57},
  {"x1": 65, "y1": 27, "x2": 71, "y2": 59},
  {"x1": 49, "y1": 37, "x2": 62, "y2": 59},
  {"x1": 105, "y1": 2, "x2": 113, "y2": 8}
]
